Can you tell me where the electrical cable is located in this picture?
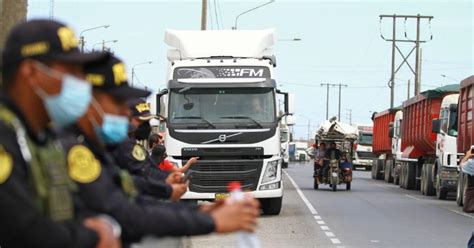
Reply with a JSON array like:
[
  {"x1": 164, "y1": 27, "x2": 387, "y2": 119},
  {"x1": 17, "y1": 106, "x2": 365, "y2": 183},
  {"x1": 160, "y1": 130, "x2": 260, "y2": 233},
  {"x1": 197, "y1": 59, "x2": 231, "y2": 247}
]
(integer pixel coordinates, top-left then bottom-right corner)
[{"x1": 214, "y1": 0, "x2": 220, "y2": 29}]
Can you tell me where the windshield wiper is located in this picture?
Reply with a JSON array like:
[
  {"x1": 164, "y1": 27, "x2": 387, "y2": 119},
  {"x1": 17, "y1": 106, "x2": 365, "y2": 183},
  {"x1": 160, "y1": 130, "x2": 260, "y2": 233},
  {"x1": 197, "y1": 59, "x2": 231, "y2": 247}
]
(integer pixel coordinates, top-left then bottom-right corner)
[
  {"x1": 174, "y1": 116, "x2": 216, "y2": 128},
  {"x1": 220, "y1": 116, "x2": 263, "y2": 128}
]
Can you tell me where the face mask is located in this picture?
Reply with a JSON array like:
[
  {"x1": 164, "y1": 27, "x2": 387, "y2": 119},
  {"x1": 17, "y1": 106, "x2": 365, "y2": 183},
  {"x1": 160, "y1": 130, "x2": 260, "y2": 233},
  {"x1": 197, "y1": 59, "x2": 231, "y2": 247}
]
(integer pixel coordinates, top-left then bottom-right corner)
[
  {"x1": 90, "y1": 99, "x2": 129, "y2": 145},
  {"x1": 32, "y1": 62, "x2": 92, "y2": 128},
  {"x1": 134, "y1": 121, "x2": 151, "y2": 140}
]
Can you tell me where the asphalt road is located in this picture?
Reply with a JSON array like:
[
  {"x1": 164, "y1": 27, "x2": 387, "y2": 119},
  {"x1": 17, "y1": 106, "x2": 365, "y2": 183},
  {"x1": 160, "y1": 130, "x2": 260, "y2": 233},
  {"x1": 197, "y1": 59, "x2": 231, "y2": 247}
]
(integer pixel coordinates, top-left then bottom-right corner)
[
  {"x1": 184, "y1": 163, "x2": 474, "y2": 248},
  {"x1": 186, "y1": 161, "x2": 474, "y2": 248}
]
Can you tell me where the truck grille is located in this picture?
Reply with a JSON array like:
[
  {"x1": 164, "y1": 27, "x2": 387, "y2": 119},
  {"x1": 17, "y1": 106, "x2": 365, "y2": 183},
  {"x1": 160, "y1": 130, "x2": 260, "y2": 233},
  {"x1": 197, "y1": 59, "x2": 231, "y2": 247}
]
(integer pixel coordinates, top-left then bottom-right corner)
[
  {"x1": 188, "y1": 159, "x2": 263, "y2": 193},
  {"x1": 357, "y1": 151, "x2": 375, "y2": 159}
]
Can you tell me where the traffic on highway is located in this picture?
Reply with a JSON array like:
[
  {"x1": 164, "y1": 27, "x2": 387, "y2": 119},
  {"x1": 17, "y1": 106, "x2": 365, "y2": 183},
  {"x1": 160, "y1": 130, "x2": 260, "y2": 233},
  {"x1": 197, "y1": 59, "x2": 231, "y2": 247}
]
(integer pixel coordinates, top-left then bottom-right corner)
[{"x1": 0, "y1": 1, "x2": 472, "y2": 248}]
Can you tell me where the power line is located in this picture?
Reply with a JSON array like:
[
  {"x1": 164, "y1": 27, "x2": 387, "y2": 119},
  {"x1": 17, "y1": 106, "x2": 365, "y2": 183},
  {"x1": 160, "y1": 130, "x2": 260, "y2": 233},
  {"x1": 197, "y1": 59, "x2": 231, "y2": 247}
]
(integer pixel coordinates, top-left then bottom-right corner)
[
  {"x1": 208, "y1": 0, "x2": 214, "y2": 29},
  {"x1": 216, "y1": 0, "x2": 225, "y2": 29},
  {"x1": 213, "y1": 0, "x2": 220, "y2": 29}
]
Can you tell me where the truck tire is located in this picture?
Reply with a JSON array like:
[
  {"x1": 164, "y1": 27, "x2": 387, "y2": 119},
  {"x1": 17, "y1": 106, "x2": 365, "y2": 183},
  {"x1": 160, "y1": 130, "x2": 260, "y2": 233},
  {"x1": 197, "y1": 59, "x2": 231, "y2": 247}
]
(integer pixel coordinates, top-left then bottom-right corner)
[
  {"x1": 425, "y1": 164, "x2": 436, "y2": 196},
  {"x1": 384, "y1": 160, "x2": 393, "y2": 183},
  {"x1": 400, "y1": 163, "x2": 406, "y2": 189},
  {"x1": 436, "y1": 186, "x2": 448, "y2": 200},
  {"x1": 282, "y1": 162, "x2": 288, "y2": 169},
  {"x1": 375, "y1": 160, "x2": 384, "y2": 180},
  {"x1": 371, "y1": 159, "x2": 377, "y2": 179},
  {"x1": 406, "y1": 163, "x2": 416, "y2": 190},
  {"x1": 260, "y1": 197, "x2": 282, "y2": 215},
  {"x1": 456, "y1": 173, "x2": 464, "y2": 206}
]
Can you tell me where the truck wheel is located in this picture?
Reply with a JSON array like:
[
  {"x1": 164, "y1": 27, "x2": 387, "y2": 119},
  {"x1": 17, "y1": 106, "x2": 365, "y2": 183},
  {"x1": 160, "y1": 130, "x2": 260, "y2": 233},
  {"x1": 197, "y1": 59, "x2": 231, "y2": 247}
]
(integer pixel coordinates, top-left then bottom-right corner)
[
  {"x1": 375, "y1": 160, "x2": 384, "y2": 180},
  {"x1": 436, "y1": 187, "x2": 448, "y2": 200},
  {"x1": 385, "y1": 161, "x2": 393, "y2": 183},
  {"x1": 260, "y1": 197, "x2": 282, "y2": 215},
  {"x1": 346, "y1": 182, "x2": 351, "y2": 191},
  {"x1": 400, "y1": 163, "x2": 406, "y2": 189},
  {"x1": 371, "y1": 159, "x2": 377, "y2": 179},
  {"x1": 314, "y1": 178, "x2": 319, "y2": 190},
  {"x1": 425, "y1": 164, "x2": 436, "y2": 196},
  {"x1": 420, "y1": 164, "x2": 426, "y2": 195},
  {"x1": 404, "y1": 163, "x2": 416, "y2": 190},
  {"x1": 282, "y1": 162, "x2": 288, "y2": 169},
  {"x1": 456, "y1": 173, "x2": 464, "y2": 206}
]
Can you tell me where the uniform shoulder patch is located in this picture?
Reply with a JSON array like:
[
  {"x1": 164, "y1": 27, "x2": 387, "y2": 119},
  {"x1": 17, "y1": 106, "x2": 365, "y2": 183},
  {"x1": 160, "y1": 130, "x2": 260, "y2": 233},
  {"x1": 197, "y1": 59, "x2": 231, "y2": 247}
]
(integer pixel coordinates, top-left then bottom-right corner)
[
  {"x1": 132, "y1": 144, "x2": 146, "y2": 161},
  {"x1": 0, "y1": 146, "x2": 13, "y2": 184},
  {"x1": 67, "y1": 145, "x2": 101, "y2": 184}
]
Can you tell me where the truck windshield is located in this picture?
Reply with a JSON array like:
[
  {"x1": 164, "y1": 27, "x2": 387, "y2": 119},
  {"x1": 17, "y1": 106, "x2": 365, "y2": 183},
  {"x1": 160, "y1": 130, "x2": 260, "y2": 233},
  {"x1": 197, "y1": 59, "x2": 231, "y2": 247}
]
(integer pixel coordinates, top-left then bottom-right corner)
[
  {"x1": 358, "y1": 133, "x2": 373, "y2": 146},
  {"x1": 169, "y1": 87, "x2": 275, "y2": 126}
]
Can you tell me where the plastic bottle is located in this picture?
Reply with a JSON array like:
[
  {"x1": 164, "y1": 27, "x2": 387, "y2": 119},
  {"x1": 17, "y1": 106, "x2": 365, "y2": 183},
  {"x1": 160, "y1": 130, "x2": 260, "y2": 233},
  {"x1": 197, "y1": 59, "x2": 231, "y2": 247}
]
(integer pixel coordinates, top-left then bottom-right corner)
[{"x1": 227, "y1": 181, "x2": 261, "y2": 248}]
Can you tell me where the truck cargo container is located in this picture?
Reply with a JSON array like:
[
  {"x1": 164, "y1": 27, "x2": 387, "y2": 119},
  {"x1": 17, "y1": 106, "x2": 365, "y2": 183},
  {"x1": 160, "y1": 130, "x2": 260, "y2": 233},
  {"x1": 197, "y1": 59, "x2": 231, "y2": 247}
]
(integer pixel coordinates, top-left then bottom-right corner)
[{"x1": 456, "y1": 75, "x2": 474, "y2": 206}]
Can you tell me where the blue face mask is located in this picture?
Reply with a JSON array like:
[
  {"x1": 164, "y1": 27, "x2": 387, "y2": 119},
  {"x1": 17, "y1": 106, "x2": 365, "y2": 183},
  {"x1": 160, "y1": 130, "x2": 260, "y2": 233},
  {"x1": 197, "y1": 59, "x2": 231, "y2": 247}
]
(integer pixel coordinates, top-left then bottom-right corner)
[
  {"x1": 32, "y1": 63, "x2": 92, "y2": 128},
  {"x1": 91, "y1": 99, "x2": 129, "y2": 145}
]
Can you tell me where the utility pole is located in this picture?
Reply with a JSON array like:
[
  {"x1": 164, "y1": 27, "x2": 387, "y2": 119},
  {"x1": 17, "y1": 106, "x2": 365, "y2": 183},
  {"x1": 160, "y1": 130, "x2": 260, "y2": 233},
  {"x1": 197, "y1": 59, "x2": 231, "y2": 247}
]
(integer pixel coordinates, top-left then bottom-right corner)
[
  {"x1": 321, "y1": 83, "x2": 347, "y2": 121},
  {"x1": 346, "y1": 109, "x2": 352, "y2": 125},
  {"x1": 307, "y1": 119, "x2": 310, "y2": 145},
  {"x1": 338, "y1": 83, "x2": 348, "y2": 121},
  {"x1": 379, "y1": 14, "x2": 433, "y2": 106},
  {"x1": 201, "y1": 0, "x2": 207, "y2": 30},
  {"x1": 407, "y1": 79, "x2": 411, "y2": 100}
]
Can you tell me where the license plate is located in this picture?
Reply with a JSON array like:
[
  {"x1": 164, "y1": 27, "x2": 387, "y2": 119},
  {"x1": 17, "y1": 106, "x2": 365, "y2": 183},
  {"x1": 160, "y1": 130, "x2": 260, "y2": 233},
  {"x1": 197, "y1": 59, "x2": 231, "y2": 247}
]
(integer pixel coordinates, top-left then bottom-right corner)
[
  {"x1": 332, "y1": 172, "x2": 338, "y2": 177},
  {"x1": 215, "y1": 193, "x2": 230, "y2": 200}
]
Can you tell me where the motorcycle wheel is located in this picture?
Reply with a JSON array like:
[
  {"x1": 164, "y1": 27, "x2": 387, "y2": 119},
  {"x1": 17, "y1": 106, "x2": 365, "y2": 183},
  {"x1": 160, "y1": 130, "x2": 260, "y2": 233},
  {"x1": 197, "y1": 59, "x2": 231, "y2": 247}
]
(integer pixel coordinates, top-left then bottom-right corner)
[
  {"x1": 346, "y1": 182, "x2": 351, "y2": 190},
  {"x1": 313, "y1": 178, "x2": 319, "y2": 190},
  {"x1": 332, "y1": 181, "x2": 337, "y2": 191}
]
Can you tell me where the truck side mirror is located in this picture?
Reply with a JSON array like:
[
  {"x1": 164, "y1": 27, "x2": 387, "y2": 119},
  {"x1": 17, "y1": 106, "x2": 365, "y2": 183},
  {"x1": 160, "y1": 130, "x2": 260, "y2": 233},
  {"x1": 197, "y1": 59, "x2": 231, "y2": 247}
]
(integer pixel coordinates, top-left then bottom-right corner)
[
  {"x1": 285, "y1": 115, "x2": 295, "y2": 126},
  {"x1": 432, "y1": 119, "x2": 441, "y2": 133},
  {"x1": 388, "y1": 127, "x2": 394, "y2": 138},
  {"x1": 155, "y1": 89, "x2": 169, "y2": 116},
  {"x1": 286, "y1": 93, "x2": 295, "y2": 114}
]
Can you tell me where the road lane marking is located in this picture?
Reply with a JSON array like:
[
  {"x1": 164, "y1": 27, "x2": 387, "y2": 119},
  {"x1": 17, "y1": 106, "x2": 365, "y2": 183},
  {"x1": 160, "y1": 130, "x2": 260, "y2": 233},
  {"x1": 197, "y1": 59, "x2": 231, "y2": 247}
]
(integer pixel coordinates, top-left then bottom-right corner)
[
  {"x1": 404, "y1": 194, "x2": 422, "y2": 201},
  {"x1": 331, "y1": 238, "x2": 342, "y2": 244},
  {"x1": 325, "y1": 232, "x2": 335, "y2": 237},
  {"x1": 448, "y1": 209, "x2": 474, "y2": 219},
  {"x1": 284, "y1": 170, "x2": 345, "y2": 247},
  {"x1": 283, "y1": 170, "x2": 318, "y2": 215},
  {"x1": 370, "y1": 240, "x2": 380, "y2": 243}
]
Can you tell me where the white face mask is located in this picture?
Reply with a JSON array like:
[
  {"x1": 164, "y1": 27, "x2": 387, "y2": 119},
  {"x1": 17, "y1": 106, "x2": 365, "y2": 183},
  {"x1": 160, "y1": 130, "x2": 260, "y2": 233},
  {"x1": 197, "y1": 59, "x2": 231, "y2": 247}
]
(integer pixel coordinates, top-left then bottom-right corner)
[{"x1": 32, "y1": 62, "x2": 92, "y2": 128}]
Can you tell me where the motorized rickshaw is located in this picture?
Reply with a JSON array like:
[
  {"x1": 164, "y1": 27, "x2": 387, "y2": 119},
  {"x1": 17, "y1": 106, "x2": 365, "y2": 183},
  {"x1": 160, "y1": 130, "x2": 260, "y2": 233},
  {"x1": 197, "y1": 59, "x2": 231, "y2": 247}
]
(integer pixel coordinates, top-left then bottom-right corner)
[{"x1": 313, "y1": 118, "x2": 358, "y2": 191}]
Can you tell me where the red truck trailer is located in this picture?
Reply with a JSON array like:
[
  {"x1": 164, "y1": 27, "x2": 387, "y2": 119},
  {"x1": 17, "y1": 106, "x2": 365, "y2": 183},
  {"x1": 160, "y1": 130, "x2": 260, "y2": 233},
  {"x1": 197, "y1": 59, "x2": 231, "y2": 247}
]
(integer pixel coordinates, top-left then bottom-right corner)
[
  {"x1": 371, "y1": 107, "x2": 401, "y2": 181},
  {"x1": 456, "y1": 76, "x2": 474, "y2": 206}
]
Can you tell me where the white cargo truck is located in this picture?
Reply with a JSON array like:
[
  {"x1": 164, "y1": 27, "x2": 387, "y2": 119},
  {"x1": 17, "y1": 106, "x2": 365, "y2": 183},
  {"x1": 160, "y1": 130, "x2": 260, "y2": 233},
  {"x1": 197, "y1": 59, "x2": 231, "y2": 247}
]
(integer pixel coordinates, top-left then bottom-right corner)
[{"x1": 155, "y1": 29, "x2": 295, "y2": 215}]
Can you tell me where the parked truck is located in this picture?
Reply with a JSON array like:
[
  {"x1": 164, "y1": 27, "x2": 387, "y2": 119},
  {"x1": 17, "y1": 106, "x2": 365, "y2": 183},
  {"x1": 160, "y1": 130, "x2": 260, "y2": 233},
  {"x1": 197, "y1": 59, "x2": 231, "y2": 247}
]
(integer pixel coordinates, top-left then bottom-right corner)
[
  {"x1": 372, "y1": 107, "x2": 401, "y2": 182},
  {"x1": 155, "y1": 29, "x2": 294, "y2": 215},
  {"x1": 380, "y1": 85, "x2": 460, "y2": 199},
  {"x1": 455, "y1": 76, "x2": 474, "y2": 206},
  {"x1": 353, "y1": 124, "x2": 375, "y2": 170},
  {"x1": 280, "y1": 124, "x2": 290, "y2": 168}
]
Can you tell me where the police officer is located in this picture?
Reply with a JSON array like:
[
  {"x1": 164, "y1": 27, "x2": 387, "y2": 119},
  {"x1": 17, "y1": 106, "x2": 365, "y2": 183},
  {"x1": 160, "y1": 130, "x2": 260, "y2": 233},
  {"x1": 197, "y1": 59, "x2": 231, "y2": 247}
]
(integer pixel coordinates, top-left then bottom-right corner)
[
  {"x1": 59, "y1": 54, "x2": 260, "y2": 244},
  {"x1": 0, "y1": 19, "x2": 118, "y2": 247},
  {"x1": 112, "y1": 98, "x2": 186, "y2": 201}
]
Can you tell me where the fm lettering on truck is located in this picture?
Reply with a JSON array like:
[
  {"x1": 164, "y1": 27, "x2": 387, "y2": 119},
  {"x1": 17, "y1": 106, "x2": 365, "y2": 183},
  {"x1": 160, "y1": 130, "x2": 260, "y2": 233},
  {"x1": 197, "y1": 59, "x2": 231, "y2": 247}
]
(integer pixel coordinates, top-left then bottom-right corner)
[{"x1": 174, "y1": 66, "x2": 270, "y2": 79}]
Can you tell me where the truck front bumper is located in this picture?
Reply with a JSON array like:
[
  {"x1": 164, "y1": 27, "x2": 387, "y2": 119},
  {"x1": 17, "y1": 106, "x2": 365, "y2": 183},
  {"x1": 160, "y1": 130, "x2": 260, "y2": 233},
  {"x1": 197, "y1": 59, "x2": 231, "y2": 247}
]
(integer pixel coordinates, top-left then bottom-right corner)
[{"x1": 182, "y1": 186, "x2": 283, "y2": 200}]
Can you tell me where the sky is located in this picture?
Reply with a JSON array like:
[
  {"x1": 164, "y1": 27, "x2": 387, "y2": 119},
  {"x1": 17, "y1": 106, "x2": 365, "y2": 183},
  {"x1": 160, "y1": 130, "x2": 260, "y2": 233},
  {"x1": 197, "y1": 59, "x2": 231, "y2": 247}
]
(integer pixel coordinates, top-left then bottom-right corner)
[{"x1": 27, "y1": 0, "x2": 473, "y2": 140}]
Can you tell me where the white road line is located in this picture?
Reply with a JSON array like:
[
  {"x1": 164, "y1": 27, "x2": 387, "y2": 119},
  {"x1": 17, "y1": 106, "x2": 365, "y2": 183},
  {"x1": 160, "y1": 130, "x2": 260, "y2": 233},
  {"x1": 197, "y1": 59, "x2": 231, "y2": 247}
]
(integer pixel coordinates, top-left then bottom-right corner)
[
  {"x1": 404, "y1": 194, "x2": 422, "y2": 201},
  {"x1": 320, "y1": 226, "x2": 330, "y2": 231},
  {"x1": 283, "y1": 170, "x2": 318, "y2": 215},
  {"x1": 284, "y1": 170, "x2": 345, "y2": 246},
  {"x1": 325, "y1": 232, "x2": 335, "y2": 237},
  {"x1": 331, "y1": 238, "x2": 342, "y2": 244},
  {"x1": 448, "y1": 209, "x2": 474, "y2": 219}
]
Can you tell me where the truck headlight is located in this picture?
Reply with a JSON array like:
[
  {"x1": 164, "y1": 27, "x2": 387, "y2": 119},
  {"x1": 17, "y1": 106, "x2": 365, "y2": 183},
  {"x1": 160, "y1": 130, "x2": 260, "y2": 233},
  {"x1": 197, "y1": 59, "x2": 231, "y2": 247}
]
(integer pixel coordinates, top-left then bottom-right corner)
[{"x1": 262, "y1": 160, "x2": 279, "y2": 183}]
